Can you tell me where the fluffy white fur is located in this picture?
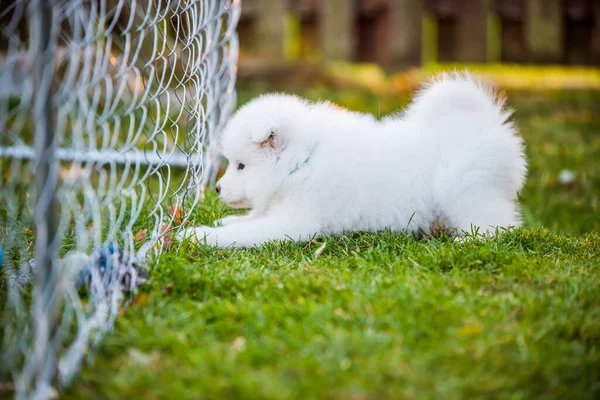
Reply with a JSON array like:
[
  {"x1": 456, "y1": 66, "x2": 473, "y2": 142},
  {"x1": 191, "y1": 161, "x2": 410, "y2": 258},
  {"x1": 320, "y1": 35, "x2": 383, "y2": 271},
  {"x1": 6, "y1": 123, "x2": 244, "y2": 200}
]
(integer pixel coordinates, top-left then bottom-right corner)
[{"x1": 179, "y1": 73, "x2": 527, "y2": 248}]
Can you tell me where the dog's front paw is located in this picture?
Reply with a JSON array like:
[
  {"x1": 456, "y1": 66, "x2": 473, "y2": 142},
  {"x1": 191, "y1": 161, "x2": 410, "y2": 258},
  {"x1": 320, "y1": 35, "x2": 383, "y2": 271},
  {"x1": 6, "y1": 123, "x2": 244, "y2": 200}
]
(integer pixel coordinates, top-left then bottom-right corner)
[
  {"x1": 177, "y1": 226, "x2": 218, "y2": 245},
  {"x1": 196, "y1": 226, "x2": 218, "y2": 244},
  {"x1": 213, "y1": 217, "x2": 232, "y2": 227},
  {"x1": 213, "y1": 215, "x2": 245, "y2": 227}
]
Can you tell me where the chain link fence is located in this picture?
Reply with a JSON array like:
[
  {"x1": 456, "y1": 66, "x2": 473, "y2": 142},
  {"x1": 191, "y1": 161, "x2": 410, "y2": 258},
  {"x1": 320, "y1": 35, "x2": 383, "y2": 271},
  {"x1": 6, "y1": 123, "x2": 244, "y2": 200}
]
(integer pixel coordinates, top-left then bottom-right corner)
[{"x1": 0, "y1": 0, "x2": 240, "y2": 398}]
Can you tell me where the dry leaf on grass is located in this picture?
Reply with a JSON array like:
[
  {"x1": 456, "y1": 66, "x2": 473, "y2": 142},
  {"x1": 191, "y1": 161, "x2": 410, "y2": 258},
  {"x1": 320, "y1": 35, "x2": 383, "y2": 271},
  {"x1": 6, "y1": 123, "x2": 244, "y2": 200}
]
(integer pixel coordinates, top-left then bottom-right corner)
[
  {"x1": 158, "y1": 224, "x2": 173, "y2": 251},
  {"x1": 314, "y1": 242, "x2": 327, "y2": 257},
  {"x1": 134, "y1": 229, "x2": 147, "y2": 243},
  {"x1": 169, "y1": 203, "x2": 182, "y2": 225}
]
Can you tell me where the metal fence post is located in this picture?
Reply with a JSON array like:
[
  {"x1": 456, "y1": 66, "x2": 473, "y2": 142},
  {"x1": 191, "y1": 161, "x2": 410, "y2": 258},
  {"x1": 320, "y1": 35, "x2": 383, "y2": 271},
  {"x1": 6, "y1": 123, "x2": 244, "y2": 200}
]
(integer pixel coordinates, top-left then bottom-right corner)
[{"x1": 30, "y1": 0, "x2": 60, "y2": 392}]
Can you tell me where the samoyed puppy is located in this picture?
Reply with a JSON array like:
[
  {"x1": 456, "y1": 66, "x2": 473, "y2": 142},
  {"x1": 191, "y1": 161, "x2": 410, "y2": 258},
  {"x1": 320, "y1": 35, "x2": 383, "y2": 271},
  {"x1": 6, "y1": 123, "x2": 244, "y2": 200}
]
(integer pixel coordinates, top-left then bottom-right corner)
[{"x1": 179, "y1": 73, "x2": 527, "y2": 248}]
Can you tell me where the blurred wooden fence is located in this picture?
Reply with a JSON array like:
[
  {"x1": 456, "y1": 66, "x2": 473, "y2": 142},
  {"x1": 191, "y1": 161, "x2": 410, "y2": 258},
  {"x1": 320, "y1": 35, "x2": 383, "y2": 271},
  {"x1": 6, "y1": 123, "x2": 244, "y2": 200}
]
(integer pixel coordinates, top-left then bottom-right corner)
[{"x1": 239, "y1": 0, "x2": 600, "y2": 66}]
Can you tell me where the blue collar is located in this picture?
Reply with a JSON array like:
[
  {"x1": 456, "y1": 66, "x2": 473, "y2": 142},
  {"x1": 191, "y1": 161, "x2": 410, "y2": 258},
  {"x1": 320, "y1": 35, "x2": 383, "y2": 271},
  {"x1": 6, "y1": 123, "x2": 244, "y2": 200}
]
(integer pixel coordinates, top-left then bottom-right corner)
[{"x1": 288, "y1": 148, "x2": 315, "y2": 176}]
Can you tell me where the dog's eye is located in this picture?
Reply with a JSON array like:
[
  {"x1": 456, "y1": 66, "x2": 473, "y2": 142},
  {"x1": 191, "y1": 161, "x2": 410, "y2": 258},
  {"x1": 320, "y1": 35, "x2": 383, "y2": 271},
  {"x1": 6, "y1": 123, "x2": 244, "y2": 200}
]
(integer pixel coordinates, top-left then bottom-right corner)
[{"x1": 237, "y1": 163, "x2": 245, "y2": 171}]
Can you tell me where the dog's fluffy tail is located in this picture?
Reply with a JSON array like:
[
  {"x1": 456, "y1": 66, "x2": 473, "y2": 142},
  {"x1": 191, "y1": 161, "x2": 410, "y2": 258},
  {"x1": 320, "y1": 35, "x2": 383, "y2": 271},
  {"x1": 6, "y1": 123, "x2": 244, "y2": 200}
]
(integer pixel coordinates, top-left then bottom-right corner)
[
  {"x1": 404, "y1": 72, "x2": 512, "y2": 126},
  {"x1": 431, "y1": 72, "x2": 526, "y2": 192},
  {"x1": 410, "y1": 72, "x2": 528, "y2": 231}
]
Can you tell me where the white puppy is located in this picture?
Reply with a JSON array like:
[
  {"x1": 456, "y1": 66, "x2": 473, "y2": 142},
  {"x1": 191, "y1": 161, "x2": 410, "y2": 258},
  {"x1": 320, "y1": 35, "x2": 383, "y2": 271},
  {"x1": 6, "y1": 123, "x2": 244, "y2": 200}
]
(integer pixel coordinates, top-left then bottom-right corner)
[{"x1": 180, "y1": 73, "x2": 527, "y2": 248}]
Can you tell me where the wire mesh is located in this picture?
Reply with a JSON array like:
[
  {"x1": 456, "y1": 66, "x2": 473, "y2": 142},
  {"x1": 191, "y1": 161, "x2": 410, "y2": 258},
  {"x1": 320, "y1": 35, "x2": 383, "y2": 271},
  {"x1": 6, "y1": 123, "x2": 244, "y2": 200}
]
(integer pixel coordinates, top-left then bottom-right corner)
[{"x1": 0, "y1": 0, "x2": 240, "y2": 398}]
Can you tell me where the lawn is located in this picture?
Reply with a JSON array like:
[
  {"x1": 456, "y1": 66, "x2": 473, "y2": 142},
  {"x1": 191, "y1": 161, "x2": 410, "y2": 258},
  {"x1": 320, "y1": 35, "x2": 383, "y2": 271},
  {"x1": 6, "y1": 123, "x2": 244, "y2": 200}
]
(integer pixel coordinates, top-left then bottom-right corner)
[{"x1": 59, "y1": 75, "x2": 600, "y2": 399}]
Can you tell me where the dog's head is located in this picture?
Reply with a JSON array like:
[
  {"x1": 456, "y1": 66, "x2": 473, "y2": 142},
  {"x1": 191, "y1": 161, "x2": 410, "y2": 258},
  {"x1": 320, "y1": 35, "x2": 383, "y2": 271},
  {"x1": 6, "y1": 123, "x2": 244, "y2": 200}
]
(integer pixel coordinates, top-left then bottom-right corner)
[{"x1": 216, "y1": 94, "x2": 316, "y2": 210}]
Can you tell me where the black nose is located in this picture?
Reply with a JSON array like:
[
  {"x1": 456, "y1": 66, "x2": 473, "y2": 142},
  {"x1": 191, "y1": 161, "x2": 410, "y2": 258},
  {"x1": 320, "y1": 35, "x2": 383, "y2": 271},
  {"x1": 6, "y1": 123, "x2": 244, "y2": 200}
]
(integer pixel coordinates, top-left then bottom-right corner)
[{"x1": 216, "y1": 184, "x2": 221, "y2": 194}]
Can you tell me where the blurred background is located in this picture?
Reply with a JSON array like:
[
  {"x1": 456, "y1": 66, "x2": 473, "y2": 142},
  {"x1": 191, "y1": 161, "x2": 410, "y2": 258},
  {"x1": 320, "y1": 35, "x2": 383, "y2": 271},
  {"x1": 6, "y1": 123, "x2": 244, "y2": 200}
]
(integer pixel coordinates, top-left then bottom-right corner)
[
  {"x1": 238, "y1": 0, "x2": 600, "y2": 67},
  {"x1": 234, "y1": 0, "x2": 600, "y2": 235},
  {"x1": 235, "y1": 0, "x2": 600, "y2": 89}
]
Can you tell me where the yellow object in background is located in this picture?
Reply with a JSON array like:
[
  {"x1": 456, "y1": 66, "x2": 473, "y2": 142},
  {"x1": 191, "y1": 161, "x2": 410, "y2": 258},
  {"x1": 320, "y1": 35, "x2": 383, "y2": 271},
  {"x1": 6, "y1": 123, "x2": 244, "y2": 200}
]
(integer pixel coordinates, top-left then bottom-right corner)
[{"x1": 284, "y1": 13, "x2": 301, "y2": 62}]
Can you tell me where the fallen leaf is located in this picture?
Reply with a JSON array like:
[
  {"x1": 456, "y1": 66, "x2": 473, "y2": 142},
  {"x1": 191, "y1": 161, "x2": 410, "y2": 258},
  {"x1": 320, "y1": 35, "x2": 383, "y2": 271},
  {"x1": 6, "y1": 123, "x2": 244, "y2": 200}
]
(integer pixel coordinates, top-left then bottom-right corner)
[
  {"x1": 314, "y1": 242, "x2": 327, "y2": 257},
  {"x1": 156, "y1": 224, "x2": 173, "y2": 251},
  {"x1": 169, "y1": 203, "x2": 182, "y2": 225},
  {"x1": 134, "y1": 229, "x2": 147, "y2": 243}
]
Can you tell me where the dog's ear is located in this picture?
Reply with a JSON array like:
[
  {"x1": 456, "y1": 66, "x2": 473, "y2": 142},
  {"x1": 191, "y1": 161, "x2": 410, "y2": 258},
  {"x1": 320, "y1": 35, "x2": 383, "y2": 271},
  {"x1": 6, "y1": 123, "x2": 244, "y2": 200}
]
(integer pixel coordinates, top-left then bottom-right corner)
[{"x1": 252, "y1": 130, "x2": 283, "y2": 151}]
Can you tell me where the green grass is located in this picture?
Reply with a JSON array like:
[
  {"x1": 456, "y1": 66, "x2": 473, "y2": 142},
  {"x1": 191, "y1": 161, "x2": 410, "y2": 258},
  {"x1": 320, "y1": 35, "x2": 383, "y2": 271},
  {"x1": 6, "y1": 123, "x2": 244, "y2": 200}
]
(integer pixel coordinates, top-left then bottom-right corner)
[{"x1": 50, "y1": 83, "x2": 600, "y2": 399}]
